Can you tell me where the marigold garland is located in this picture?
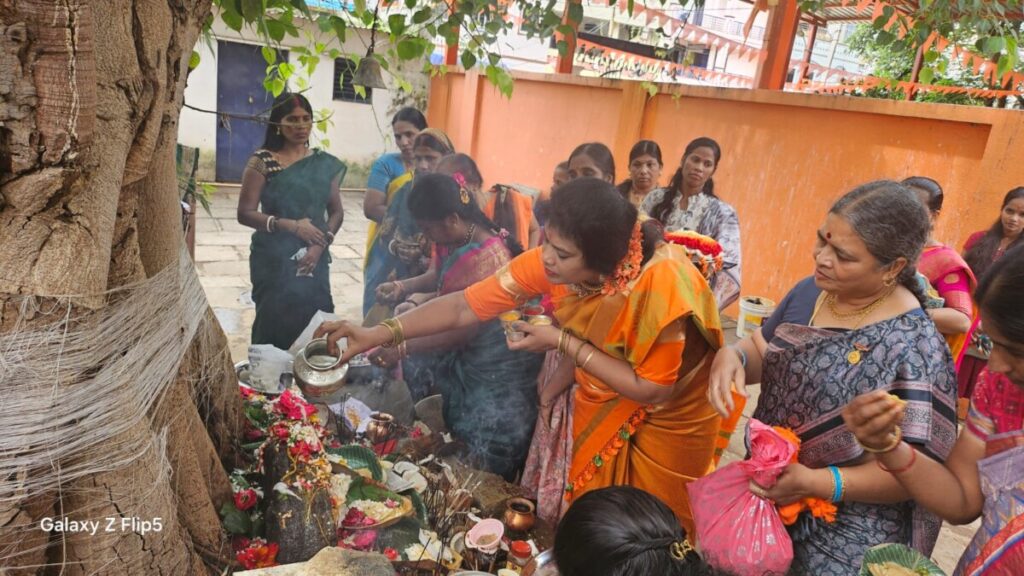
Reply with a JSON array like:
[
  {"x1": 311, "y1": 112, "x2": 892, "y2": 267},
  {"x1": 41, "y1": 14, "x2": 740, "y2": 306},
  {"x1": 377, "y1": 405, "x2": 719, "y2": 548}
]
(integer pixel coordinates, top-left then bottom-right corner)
[
  {"x1": 564, "y1": 407, "x2": 650, "y2": 500},
  {"x1": 771, "y1": 425, "x2": 838, "y2": 526},
  {"x1": 602, "y1": 222, "x2": 644, "y2": 295}
]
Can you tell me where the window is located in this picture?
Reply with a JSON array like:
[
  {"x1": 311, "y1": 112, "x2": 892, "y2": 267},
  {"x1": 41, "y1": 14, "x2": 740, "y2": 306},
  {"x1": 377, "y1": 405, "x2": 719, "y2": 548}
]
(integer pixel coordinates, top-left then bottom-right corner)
[{"x1": 333, "y1": 58, "x2": 371, "y2": 103}]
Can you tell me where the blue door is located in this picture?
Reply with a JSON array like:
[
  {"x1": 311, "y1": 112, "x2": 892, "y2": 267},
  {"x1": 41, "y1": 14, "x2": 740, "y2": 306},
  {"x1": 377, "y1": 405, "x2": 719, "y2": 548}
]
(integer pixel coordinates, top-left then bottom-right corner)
[{"x1": 215, "y1": 41, "x2": 287, "y2": 182}]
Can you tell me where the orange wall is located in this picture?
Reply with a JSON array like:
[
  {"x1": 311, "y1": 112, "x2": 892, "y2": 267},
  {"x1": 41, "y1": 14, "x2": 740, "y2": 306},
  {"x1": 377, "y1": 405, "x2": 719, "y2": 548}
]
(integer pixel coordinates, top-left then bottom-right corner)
[{"x1": 428, "y1": 71, "x2": 1024, "y2": 305}]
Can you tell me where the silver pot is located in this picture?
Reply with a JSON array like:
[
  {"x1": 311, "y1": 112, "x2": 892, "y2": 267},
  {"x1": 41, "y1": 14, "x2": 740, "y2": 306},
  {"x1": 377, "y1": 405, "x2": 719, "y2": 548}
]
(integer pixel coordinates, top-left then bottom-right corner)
[{"x1": 292, "y1": 338, "x2": 348, "y2": 403}]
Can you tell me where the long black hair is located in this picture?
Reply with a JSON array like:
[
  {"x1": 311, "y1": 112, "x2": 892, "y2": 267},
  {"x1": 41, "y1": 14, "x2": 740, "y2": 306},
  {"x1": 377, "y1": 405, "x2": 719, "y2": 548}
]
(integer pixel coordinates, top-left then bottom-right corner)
[
  {"x1": 652, "y1": 137, "x2": 722, "y2": 224},
  {"x1": 554, "y1": 487, "x2": 728, "y2": 576},
  {"x1": 829, "y1": 180, "x2": 931, "y2": 304},
  {"x1": 964, "y1": 187, "x2": 1024, "y2": 279},
  {"x1": 617, "y1": 140, "x2": 663, "y2": 199},
  {"x1": 436, "y1": 153, "x2": 533, "y2": 246},
  {"x1": 547, "y1": 178, "x2": 658, "y2": 275},
  {"x1": 975, "y1": 243, "x2": 1024, "y2": 346},
  {"x1": 901, "y1": 176, "x2": 944, "y2": 214},
  {"x1": 407, "y1": 173, "x2": 523, "y2": 256},
  {"x1": 391, "y1": 106, "x2": 427, "y2": 130},
  {"x1": 568, "y1": 142, "x2": 616, "y2": 182},
  {"x1": 262, "y1": 92, "x2": 313, "y2": 151}
]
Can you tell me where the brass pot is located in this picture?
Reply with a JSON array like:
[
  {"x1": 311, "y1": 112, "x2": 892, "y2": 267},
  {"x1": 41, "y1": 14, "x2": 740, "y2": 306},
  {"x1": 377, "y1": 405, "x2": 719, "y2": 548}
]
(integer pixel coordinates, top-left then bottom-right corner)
[
  {"x1": 365, "y1": 412, "x2": 395, "y2": 444},
  {"x1": 503, "y1": 497, "x2": 536, "y2": 532}
]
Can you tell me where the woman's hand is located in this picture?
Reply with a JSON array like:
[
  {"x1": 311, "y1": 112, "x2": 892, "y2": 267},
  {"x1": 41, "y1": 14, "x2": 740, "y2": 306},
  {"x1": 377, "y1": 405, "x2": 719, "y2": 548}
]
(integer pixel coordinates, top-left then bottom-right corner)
[
  {"x1": 293, "y1": 218, "x2": 326, "y2": 246},
  {"x1": 394, "y1": 301, "x2": 416, "y2": 315},
  {"x1": 376, "y1": 281, "x2": 403, "y2": 304},
  {"x1": 369, "y1": 346, "x2": 400, "y2": 369},
  {"x1": 753, "y1": 463, "x2": 830, "y2": 506},
  {"x1": 841, "y1": 390, "x2": 905, "y2": 451},
  {"x1": 505, "y1": 321, "x2": 560, "y2": 353},
  {"x1": 296, "y1": 245, "x2": 324, "y2": 276},
  {"x1": 708, "y1": 346, "x2": 747, "y2": 418},
  {"x1": 314, "y1": 320, "x2": 387, "y2": 361}
]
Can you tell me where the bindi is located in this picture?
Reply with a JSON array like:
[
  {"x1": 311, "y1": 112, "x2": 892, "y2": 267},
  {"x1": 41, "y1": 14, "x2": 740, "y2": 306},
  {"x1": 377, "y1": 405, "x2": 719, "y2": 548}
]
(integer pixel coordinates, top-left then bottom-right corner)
[{"x1": 826, "y1": 232, "x2": 832, "y2": 240}]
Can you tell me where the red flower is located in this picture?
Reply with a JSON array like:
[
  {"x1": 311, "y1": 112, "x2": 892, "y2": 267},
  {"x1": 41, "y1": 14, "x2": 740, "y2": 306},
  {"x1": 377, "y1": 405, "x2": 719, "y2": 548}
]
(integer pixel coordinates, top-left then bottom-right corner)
[
  {"x1": 384, "y1": 547, "x2": 399, "y2": 561},
  {"x1": 234, "y1": 488, "x2": 258, "y2": 511},
  {"x1": 269, "y1": 422, "x2": 291, "y2": 441},
  {"x1": 239, "y1": 386, "x2": 255, "y2": 398},
  {"x1": 351, "y1": 530, "x2": 377, "y2": 549},
  {"x1": 231, "y1": 536, "x2": 251, "y2": 553},
  {"x1": 288, "y1": 440, "x2": 316, "y2": 460},
  {"x1": 275, "y1": 390, "x2": 316, "y2": 421},
  {"x1": 244, "y1": 427, "x2": 265, "y2": 441},
  {"x1": 409, "y1": 427, "x2": 424, "y2": 439},
  {"x1": 342, "y1": 508, "x2": 369, "y2": 527},
  {"x1": 236, "y1": 539, "x2": 279, "y2": 569}
]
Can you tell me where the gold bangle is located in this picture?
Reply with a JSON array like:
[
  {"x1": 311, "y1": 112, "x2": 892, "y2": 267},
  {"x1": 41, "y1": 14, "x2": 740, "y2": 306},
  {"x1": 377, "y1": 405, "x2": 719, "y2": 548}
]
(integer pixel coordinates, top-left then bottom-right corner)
[
  {"x1": 859, "y1": 425, "x2": 902, "y2": 454},
  {"x1": 579, "y1": 349, "x2": 597, "y2": 371},
  {"x1": 378, "y1": 318, "x2": 405, "y2": 348},
  {"x1": 573, "y1": 339, "x2": 588, "y2": 366},
  {"x1": 558, "y1": 329, "x2": 570, "y2": 356}
]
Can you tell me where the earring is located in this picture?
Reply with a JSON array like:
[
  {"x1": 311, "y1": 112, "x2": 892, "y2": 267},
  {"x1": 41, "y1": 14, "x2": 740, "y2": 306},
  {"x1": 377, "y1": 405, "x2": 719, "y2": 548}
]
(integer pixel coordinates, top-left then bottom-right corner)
[
  {"x1": 884, "y1": 276, "x2": 896, "y2": 287},
  {"x1": 276, "y1": 127, "x2": 282, "y2": 135}
]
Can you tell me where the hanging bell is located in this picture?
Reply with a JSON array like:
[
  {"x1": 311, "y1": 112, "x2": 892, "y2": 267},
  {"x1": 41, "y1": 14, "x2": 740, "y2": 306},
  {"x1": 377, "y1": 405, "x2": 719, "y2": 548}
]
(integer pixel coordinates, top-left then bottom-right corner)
[{"x1": 353, "y1": 56, "x2": 387, "y2": 90}]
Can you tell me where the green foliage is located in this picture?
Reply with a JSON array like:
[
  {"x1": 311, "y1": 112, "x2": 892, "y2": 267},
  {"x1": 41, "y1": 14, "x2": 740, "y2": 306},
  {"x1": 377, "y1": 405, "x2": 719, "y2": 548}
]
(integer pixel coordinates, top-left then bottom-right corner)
[
  {"x1": 843, "y1": 23, "x2": 994, "y2": 106},
  {"x1": 802, "y1": 0, "x2": 1023, "y2": 105},
  {"x1": 207, "y1": 0, "x2": 701, "y2": 98}
]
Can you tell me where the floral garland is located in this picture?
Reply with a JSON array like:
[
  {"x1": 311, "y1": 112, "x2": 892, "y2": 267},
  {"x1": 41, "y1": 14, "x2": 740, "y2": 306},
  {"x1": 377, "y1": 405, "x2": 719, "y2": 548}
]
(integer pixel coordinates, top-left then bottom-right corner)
[
  {"x1": 663, "y1": 230, "x2": 724, "y2": 280},
  {"x1": 564, "y1": 407, "x2": 649, "y2": 500},
  {"x1": 772, "y1": 426, "x2": 837, "y2": 526},
  {"x1": 602, "y1": 221, "x2": 644, "y2": 295}
]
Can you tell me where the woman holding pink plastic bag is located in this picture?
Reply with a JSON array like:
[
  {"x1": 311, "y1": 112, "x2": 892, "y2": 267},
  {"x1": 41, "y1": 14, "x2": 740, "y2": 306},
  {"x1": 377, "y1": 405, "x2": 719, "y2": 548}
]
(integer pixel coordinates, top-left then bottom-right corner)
[{"x1": 707, "y1": 181, "x2": 957, "y2": 575}]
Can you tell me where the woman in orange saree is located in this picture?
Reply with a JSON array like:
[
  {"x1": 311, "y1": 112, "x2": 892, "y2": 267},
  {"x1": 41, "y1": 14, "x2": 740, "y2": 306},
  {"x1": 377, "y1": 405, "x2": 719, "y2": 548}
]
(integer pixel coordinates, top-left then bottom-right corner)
[{"x1": 316, "y1": 178, "x2": 723, "y2": 534}]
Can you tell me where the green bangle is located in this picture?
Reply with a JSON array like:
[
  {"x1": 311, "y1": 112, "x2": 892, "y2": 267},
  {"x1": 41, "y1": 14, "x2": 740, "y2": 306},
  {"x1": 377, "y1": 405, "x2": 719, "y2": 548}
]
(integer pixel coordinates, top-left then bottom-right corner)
[{"x1": 731, "y1": 346, "x2": 747, "y2": 368}]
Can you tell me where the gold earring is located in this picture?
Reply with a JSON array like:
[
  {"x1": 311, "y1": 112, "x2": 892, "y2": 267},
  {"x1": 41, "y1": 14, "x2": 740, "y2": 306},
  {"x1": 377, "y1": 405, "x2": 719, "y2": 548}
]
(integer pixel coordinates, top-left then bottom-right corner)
[{"x1": 884, "y1": 276, "x2": 896, "y2": 287}]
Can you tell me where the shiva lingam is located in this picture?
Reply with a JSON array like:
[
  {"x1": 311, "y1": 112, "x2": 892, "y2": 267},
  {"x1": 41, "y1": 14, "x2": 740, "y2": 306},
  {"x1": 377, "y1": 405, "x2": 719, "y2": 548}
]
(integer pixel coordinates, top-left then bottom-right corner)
[
  {"x1": 503, "y1": 497, "x2": 536, "y2": 532},
  {"x1": 365, "y1": 412, "x2": 395, "y2": 445}
]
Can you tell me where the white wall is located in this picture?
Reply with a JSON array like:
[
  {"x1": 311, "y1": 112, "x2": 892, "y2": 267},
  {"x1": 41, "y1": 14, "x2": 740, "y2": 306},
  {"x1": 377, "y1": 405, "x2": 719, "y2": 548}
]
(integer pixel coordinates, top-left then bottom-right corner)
[{"x1": 180, "y1": 12, "x2": 427, "y2": 182}]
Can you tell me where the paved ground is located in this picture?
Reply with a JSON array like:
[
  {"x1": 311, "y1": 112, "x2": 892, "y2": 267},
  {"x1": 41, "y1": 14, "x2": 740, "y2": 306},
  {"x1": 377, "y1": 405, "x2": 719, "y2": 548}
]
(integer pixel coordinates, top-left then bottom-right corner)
[{"x1": 195, "y1": 185, "x2": 974, "y2": 573}]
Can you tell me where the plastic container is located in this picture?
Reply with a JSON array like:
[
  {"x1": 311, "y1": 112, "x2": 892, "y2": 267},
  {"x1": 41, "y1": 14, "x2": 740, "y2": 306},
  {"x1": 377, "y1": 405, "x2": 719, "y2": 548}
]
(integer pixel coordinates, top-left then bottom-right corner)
[{"x1": 736, "y1": 296, "x2": 776, "y2": 338}]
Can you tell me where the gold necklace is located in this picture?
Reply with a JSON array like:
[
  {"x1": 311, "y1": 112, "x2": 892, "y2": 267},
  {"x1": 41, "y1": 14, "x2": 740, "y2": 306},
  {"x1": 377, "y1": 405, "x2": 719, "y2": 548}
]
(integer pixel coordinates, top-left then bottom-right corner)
[{"x1": 811, "y1": 286, "x2": 896, "y2": 364}]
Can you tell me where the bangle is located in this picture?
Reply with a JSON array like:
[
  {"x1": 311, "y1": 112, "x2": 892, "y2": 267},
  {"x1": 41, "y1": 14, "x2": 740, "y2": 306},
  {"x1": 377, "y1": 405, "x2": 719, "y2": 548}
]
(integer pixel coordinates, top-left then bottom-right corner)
[
  {"x1": 877, "y1": 443, "x2": 917, "y2": 474},
  {"x1": 558, "y1": 329, "x2": 570, "y2": 356},
  {"x1": 397, "y1": 340, "x2": 408, "y2": 360},
  {"x1": 731, "y1": 345, "x2": 747, "y2": 368},
  {"x1": 859, "y1": 425, "x2": 902, "y2": 454},
  {"x1": 394, "y1": 280, "x2": 405, "y2": 300},
  {"x1": 266, "y1": 215, "x2": 275, "y2": 233},
  {"x1": 827, "y1": 465, "x2": 845, "y2": 503},
  {"x1": 579, "y1": 348, "x2": 597, "y2": 371},
  {"x1": 378, "y1": 317, "x2": 405, "y2": 348},
  {"x1": 573, "y1": 340, "x2": 588, "y2": 366},
  {"x1": 326, "y1": 231, "x2": 336, "y2": 244}
]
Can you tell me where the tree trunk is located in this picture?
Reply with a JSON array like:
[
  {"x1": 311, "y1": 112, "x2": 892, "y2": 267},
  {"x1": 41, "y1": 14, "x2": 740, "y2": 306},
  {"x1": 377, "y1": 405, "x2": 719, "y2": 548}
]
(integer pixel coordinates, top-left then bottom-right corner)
[{"x1": 0, "y1": 1, "x2": 242, "y2": 573}]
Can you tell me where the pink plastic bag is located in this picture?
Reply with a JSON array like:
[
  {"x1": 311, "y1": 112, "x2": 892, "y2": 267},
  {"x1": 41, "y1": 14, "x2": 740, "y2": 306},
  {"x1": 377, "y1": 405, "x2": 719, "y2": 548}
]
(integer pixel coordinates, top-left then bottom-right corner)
[{"x1": 687, "y1": 419, "x2": 796, "y2": 576}]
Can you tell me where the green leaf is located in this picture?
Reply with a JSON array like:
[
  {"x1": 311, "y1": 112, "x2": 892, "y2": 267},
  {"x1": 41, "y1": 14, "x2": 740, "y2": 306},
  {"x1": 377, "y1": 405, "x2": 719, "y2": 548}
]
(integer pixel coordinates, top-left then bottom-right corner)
[
  {"x1": 923, "y1": 49, "x2": 939, "y2": 64},
  {"x1": 918, "y1": 67, "x2": 934, "y2": 85},
  {"x1": 266, "y1": 19, "x2": 286, "y2": 42},
  {"x1": 354, "y1": 0, "x2": 367, "y2": 15},
  {"x1": 345, "y1": 476, "x2": 403, "y2": 504},
  {"x1": 413, "y1": 8, "x2": 433, "y2": 24},
  {"x1": 487, "y1": 52, "x2": 501, "y2": 66},
  {"x1": 220, "y1": 503, "x2": 252, "y2": 535},
  {"x1": 397, "y1": 38, "x2": 425, "y2": 60},
  {"x1": 403, "y1": 489, "x2": 428, "y2": 523},
  {"x1": 997, "y1": 54, "x2": 1013, "y2": 78},
  {"x1": 556, "y1": 40, "x2": 568, "y2": 55},
  {"x1": 270, "y1": 76, "x2": 286, "y2": 96},
  {"x1": 262, "y1": 45, "x2": 277, "y2": 65},
  {"x1": 389, "y1": 14, "x2": 407, "y2": 36},
  {"x1": 876, "y1": 30, "x2": 895, "y2": 46},
  {"x1": 240, "y1": 0, "x2": 263, "y2": 21},
  {"x1": 289, "y1": 0, "x2": 312, "y2": 18},
  {"x1": 221, "y1": 5, "x2": 244, "y2": 31},
  {"x1": 278, "y1": 61, "x2": 295, "y2": 79},
  {"x1": 189, "y1": 50, "x2": 201, "y2": 70},
  {"x1": 984, "y1": 36, "x2": 1006, "y2": 56},
  {"x1": 326, "y1": 445, "x2": 384, "y2": 481},
  {"x1": 486, "y1": 20, "x2": 503, "y2": 35},
  {"x1": 405, "y1": 0, "x2": 417, "y2": 8},
  {"x1": 568, "y1": 1, "x2": 584, "y2": 23},
  {"x1": 461, "y1": 50, "x2": 477, "y2": 69}
]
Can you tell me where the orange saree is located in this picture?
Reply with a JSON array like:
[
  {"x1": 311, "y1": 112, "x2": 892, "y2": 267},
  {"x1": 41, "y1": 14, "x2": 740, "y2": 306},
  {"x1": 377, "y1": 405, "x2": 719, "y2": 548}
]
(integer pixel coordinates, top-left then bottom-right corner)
[
  {"x1": 464, "y1": 244, "x2": 723, "y2": 533},
  {"x1": 484, "y1": 185, "x2": 534, "y2": 248}
]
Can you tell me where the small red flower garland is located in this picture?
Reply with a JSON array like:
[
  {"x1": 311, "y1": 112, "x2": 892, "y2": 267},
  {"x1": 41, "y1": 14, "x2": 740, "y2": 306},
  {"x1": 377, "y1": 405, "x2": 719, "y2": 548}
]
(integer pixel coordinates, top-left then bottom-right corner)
[
  {"x1": 564, "y1": 407, "x2": 649, "y2": 500},
  {"x1": 602, "y1": 222, "x2": 644, "y2": 295},
  {"x1": 663, "y1": 230, "x2": 724, "y2": 279}
]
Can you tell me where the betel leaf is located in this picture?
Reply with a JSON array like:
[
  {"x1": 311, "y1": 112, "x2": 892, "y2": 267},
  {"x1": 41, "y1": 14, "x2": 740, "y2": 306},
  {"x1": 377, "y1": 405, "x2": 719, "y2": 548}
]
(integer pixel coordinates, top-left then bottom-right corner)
[
  {"x1": 389, "y1": 14, "x2": 407, "y2": 36},
  {"x1": 461, "y1": 50, "x2": 477, "y2": 69},
  {"x1": 326, "y1": 444, "x2": 384, "y2": 481},
  {"x1": 220, "y1": 503, "x2": 252, "y2": 535},
  {"x1": 397, "y1": 38, "x2": 425, "y2": 60},
  {"x1": 262, "y1": 45, "x2": 277, "y2": 65},
  {"x1": 413, "y1": 8, "x2": 433, "y2": 24}
]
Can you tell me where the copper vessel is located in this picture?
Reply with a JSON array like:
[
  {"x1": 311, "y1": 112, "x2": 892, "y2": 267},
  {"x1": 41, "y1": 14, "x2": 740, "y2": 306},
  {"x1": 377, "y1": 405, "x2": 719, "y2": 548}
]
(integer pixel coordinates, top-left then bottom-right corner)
[{"x1": 503, "y1": 497, "x2": 536, "y2": 532}]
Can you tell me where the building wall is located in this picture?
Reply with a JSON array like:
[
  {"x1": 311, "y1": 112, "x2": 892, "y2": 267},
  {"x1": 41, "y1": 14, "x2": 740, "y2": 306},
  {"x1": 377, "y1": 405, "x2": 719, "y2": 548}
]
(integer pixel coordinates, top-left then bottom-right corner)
[
  {"x1": 180, "y1": 14, "x2": 427, "y2": 182},
  {"x1": 428, "y1": 70, "x2": 1024, "y2": 309}
]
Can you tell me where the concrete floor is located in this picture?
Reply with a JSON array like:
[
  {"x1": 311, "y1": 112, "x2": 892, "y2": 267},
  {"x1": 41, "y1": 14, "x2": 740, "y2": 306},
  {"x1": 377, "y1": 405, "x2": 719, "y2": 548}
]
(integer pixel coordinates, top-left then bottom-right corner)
[{"x1": 195, "y1": 185, "x2": 975, "y2": 573}]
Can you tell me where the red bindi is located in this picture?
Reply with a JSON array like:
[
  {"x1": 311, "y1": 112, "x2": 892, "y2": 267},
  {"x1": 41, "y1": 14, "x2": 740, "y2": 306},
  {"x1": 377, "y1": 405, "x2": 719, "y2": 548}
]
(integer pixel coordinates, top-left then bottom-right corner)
[{"x1": 826, "y1": 232, "x2": 832, "y2": 240}]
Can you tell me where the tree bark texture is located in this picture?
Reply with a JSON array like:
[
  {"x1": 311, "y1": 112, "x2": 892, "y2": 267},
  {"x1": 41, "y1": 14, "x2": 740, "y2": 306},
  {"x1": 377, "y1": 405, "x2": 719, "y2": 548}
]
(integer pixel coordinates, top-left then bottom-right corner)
[{"x1": 0, "y1": 1, "x2": 243, "y2": 573}]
